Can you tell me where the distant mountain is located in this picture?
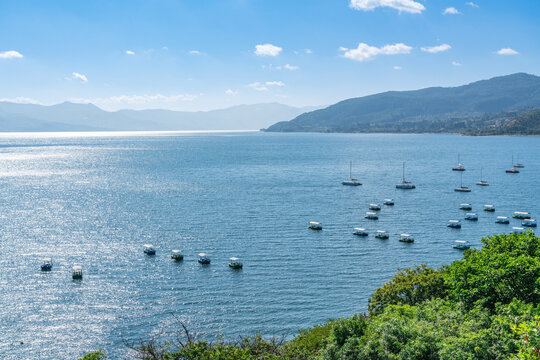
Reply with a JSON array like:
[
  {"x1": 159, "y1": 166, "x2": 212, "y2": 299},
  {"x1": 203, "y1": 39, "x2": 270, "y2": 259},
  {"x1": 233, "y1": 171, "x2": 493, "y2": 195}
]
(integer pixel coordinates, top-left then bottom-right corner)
[
  {"x1": 264, "y1": 73, "x2": 540, "y2": 134},
  {"x1": 464, "y1": 108, "x2": 540, "y2": 136},
  {"x1": 0, "y1": 102, "x2": 320, "y2": 132}
]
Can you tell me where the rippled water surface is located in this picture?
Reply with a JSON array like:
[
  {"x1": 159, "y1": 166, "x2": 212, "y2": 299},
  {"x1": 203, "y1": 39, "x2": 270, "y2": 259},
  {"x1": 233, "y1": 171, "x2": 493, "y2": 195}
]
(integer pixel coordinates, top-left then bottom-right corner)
[{"x1": 0, "y1": 131, "x2": 538, "y2": 359}]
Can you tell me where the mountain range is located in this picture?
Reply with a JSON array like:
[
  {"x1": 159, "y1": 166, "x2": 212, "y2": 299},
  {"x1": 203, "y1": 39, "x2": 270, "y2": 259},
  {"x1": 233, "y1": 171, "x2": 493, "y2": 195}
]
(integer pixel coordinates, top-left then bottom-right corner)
[
  {"x1": 264, "y1": 73, "x2": 540, "y2": 134},
  {"x1": 0, "y1": 102, "x2": 319, "y2": 132}
]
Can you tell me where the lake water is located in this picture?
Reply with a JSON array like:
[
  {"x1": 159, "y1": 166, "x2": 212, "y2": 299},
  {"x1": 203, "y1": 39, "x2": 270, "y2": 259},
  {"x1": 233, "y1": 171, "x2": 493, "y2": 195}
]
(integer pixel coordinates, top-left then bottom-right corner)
[{"x1": 0, "y1": 131, "x2": 538, "y2": 359}]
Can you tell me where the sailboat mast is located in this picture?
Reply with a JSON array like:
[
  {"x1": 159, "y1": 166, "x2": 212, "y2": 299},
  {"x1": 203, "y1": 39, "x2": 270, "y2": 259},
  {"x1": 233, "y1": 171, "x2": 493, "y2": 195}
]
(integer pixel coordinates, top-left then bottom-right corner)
[
  {"x1": 402, "y1": 162, "x2": 405, "y2": 181},
  {"x1": 350, "y1": 161, "x2": 352, "y2": 179}
]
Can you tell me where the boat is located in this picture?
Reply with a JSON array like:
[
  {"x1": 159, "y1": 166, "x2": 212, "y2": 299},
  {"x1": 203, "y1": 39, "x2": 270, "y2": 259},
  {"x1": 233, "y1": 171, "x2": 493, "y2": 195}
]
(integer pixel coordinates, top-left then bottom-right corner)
[
  {"x1": 383, "y1": 199, "x2": 394, "y2": 206},
  {"x1": 171, "y1": 250, "x2": 184, "y2": 261},
  {"x1": 512, "y1": 227, "x2": 525, "y2": 234},
  {"x1": 515, "y1": 154, "x2": 525, "y2": 168},
  {"x1": 452, "y1": 154, "x2": 466, "y2": 171},
  {"x1": 353, "y1": 228, "x2": 369, "y2": 236},
  {"x1": 447, "y1": 220, "x2": 462, "y2": 229},
  {"x1": 396, "y1": 162, "x2": 415, "y2": 189},
  {"x1": 228, "y1": 257, "x2": 243, "y2": 269},
  {"x1": 522, "y1": 219, "x2": 537, "y2": 228},
  {"x1": 513, "y1": 211, "x2": 531, "y2": 219},
  {"x1": 460, "y1": 203, "x2": 472, "y2": 210},
  {"x1": 454, "y1": 172, "x2": 471, "y2": 192},
  {"x1": 506, "y1": 155, "x2": 520, "y2": 173},
  {"x1": 483, "y1": 204, "x2": 495, "y2": 212},
  {"x1": 72, "y1": 265, "x2": 83, "y2": 280},
  {"x1": 308, "y1": 221, "x2": 323, "y2": 230},
  {"x1": 369, "y1": 203, "x2": 381, "y2": 211},
  {"x1": 399, "y1": 234, "x2": 414, "y2": 243},
  {"x1": 465, "y1": 213, "x2": 478, "y2": 221},
  {"x1": 40, "y1": 258, "x2": 53, "y2": 271},
  {"x1": 375, "y1": 230, "x2": 389, "y2": 239},
  {"x1": 143, "y1": 244, "x2": 156, "y2": 255},
  {"x1": 365, "y1": 212, "x2": 378, "y2": 220},
  {"x1": 198, "y1": 253, "x2": 211, "y2": 265},
  {"x1": 453, "y1": 240, "x2": 471, "y2": 250},
  {"x1": 495, "y1": 216, "x2": 510, "y2": 224},
  {"x1": 342, "y1": 161, "x2": 362, "y2": 186},
  {"x1": 476, "y1": 168, "x2": 489, "y2": 186}
]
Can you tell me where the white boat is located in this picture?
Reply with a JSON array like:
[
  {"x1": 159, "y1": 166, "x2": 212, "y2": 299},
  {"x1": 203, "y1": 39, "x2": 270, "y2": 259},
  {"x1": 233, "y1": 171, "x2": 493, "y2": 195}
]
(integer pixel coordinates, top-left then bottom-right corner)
[
  {"x1": 369, "y1": 203, "x2": 381, "y2": 211},
  {"x1": 495, "y1": 216, "x2": 510, "y2": 224},
  {"x1": 522, "y1": 219, "x2": 537, "y2": 228},
  {"x1": 72, "y1": 265, "x2": 83, "y2": 280},
  {"x1": 229, "y1": 257, "x2": 243, "y2": 269},
  {"x1": 308, "y1": 221, "x2": 323, "y2": 230},
  {"x1": 365, "y1": 212, "x2": 379, "y2": 220},
  {"x1": 452, "y1": 154, "x2": 466, "y2": 171},
  {"x1": 454, "y1": 172, "x2": 471, "y2": 192},
  {"x1": 399, "y1": 234, "x2": 414, "y2": 243},
  {"x1": 375, "y1": 230, "x2": 389, "y2": 239},
  {"x1": 513, "y1": 211, "x2": 530, "y2": 219},
  {"x1": 515, "y1": 155, "x2": 525, "y2": 168},
  {"x1": 512, "y1": 227, "x2": 525, "y2": 234},
  {"x1": 171, "y1": 250, "x2": 184, "y2": 261},
  {"x1": 396, "y1": 162, "x2": 415, "y2": 189},
  {"x1": 465, "y1": 213, "x2": 478, "y2": 221},
  {"x1": 453, "y1": 240, "x2": 471, "y2": 250},
  {"x1": 383, "y1": 199, "x2": 394, "y2": 206},
  {"x1": 40, "y1": 258, "x2": 53, "y2": 271},
  {"x1": 143, "y1": 244, "x2": 156, "y2": 255},
  {"x1": 353, "y1": 227, "x2": 369, "y2": 236},
  {"x1": 460, "y1": 203, "x2": 472, "y2": 210},
  {"x1": 476, "y1": 168, "x2": 489, "y2": 186},
  {"x1": 483, "y1": 205, "x2": 495, "y2": 212},
  {"x1": 342, "y1": 161, "x2": 362, "y2": 186},
  {"x1": 198, "y1": 253, "x2": 211, "y2": 264},
  {"x1": 447, "y1": 220, "x2": 462, "y2": 229}
]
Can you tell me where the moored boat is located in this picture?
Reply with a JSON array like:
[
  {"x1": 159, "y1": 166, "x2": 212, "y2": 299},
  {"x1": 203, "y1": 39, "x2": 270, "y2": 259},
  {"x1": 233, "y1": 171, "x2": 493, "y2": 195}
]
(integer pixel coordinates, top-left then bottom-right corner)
[
  {"x1": 198, "y1": 253, "x2": 211, "y2": 265},
  {"x1": 365, "y1": 212, "x2": 378, "y2": 220},
  {"x1": 342, "y1": 161, "x2": 362, "y2": 186},
  {"x1": 353, "y1": 228, "x2": 369, "y2": 237},
  {"x1": 171, "y1": 250, "x2": 184, "y2": 261},
  {"x1": 383, "y1": 199, "x2": 394, "y2": 206},
  {"x1": 460, "y1": 203, "x2": 472, "y2": 210},
  {"x1": 308, "y1": 221, "x2": 323, "y2": 230},
  {"x1": 375, "y1": 230, "x2": 389, "y2": 239},
  {"x1": 522, "y1": 219, "x2": 537, "y2": 228},
  {"x1": 228, "y1": 257, "x2": 243, "y2": 269},
  {"x1": 453, "y1": 240, "x2": 471, "y2": 250},
  {"x1": 513, "y1": 211, "x2": 530, "y2": 219},
  {"x1": 447, "y1": 220, "x2": 462, "y2": 229},
  {"x1": 40, "y1": 258, "x2": 53, "y2": 271},
  {"x1": 143, "y1": 244, "x2": 156, "y2": 255},
  {"x1": 396, "y1": 162, "x2": 415, "y2": 189},
  {"x1": 483, "y1": 205, "x2": 495, "y2": 212},
  {"x1": 465, "y1": 213, "x2": 478, "y2": 221},
  {"x1": 399, "y1": 234, "x2": 414, "y2": 243},
  {"x1": 512, "y1": 227, "x2": 525, "y2": 234},
  {"x1": 369, "y1": 203, "x2": 381, "y2": 211},
  {"x1": 495, "y1": 216, "x2": 510, "y2": 224},
  {"x1": 454, "y1": 172, "x2": 471, "y2": 192},
  {"x1": 72, "y1": 265, "x2": 83, "y2": 280},
  {"x1": 476, "y1": 168, "x2": 489, "y2": 186},
  {"x1": 452, "y1": 154, "x2": 466, "y2": 171}
]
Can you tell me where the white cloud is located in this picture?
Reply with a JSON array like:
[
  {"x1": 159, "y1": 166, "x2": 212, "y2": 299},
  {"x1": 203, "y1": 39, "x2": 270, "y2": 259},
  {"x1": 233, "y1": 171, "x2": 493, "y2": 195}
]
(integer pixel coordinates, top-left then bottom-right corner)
[
  {"x1": 71, "y1": 93, "x2": 197, "y2": 106},
  {"x1": 71, "y1": 72, "x2": 88, "y2": 83},
  {"x1": 225, "y1": 89, "x2": 238, "y2": 96},
  {"x1": 452, "y1": 61, "x2": 462, "y2": 66},
  {"x1": 265, "y1": 81, "x2": 285, "y2": 87},
  {"x1": 162, "y1": 46, "x2": 169, "y2": 51},
  {"x1": 0, "y1": 50, "x2": 24, "y2": 59},
  {"x1": 0, "y1": 96, "x2": 41, "y2": 104},
  {"x1": 443, "y1": 7, "x2": 460, "y2": 14},
  {"x1": 276, "y1": 64, "x2": 299, "y2": 71},
  {"x1": 465, "y1": 2, "x2": 479, "y2": 8},
  {"x1": 254, "y1": 44, "x2": 282, "y2": 57},
  {"x1": 189, "y1": 50, "x2": 201, "y2": 55},
  {"x1": 497, "y1": 48, "x2": 518, "y2": 55},
  {"x1": 340, "y1": 42, "x2": 412, "y2": 62},
  {"x1": 248, "y1": 82, "x2": 268, "y2": 91},
  {"x1": 305, "y1": 49, "x2": 312, "y2": 54},
  {"x1": 125, "y1": 50, "x2": 135, "y2": 55},
  {"x1": 349, "y1": 0, "x2": 425, "y2": 14},
  {"x1": 421, "y1": 44, "x2": 452, "y2": 53},
  {"x1": 393, "y1": 66, "x2": 402, "y2": 70}
]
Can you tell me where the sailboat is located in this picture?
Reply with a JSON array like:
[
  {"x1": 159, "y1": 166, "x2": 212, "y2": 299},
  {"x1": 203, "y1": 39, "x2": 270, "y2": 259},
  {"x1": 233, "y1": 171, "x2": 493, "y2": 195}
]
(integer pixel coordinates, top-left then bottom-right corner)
[
  {"x1": 396, "y1": 162, "x2": 415, "y2": 189},
  {"x1": 454, "y1": 172, "x2": 471, "y2": 192},
  {"x1": 342, "y1": 161, "x2": 362, "y2": 186},
  {"x1": 452, "y1": 154, "x2": 466, "y2": 171},
  {"x1": 476, "y1": 167, "x2": 489, "y2": 186},
  {"x1": 506, "y1": 155, "x2": 520, "y2": 173},
  {"x1": 515, "y1": 154, "x2": 525, "y2": 168}
]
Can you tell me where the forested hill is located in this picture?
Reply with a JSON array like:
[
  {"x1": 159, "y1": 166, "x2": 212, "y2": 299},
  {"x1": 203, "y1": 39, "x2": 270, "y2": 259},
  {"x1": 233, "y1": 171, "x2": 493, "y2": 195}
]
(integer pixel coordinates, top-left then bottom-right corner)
[{"x1": 264, "y1": 73, "x2": 540, "y2": 134}]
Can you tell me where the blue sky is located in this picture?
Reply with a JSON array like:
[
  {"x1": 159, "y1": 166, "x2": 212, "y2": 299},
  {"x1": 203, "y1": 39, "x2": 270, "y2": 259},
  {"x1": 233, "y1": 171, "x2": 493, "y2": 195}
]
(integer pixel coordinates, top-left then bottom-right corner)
[{"x1": 0, "y1": 0, "x2": 539, "y2": 111}]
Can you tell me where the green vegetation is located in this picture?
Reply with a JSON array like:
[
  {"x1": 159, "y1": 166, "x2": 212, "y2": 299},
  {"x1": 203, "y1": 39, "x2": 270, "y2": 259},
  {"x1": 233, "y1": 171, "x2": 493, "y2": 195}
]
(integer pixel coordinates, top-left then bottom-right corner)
[
  {"x1": 264, "y1": 73, "x2": 540, "y2": 135},
  {"x1": 82, "y1": 231, "x2": 540, "y2": 359}
]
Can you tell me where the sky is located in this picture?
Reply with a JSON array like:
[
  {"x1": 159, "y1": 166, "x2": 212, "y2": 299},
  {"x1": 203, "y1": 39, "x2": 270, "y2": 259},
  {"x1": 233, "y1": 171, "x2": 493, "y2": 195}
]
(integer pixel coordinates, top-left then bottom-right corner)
[{"x1": 0, "y1": 0, "x2": 539, "y2": 111}]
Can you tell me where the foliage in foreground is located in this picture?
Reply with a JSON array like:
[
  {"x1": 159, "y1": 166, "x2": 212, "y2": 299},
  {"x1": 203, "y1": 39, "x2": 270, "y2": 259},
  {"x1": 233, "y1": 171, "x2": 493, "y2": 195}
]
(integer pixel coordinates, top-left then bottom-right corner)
[{"x1": 81, "y1": 232, "x2": 540, "y2": 360}]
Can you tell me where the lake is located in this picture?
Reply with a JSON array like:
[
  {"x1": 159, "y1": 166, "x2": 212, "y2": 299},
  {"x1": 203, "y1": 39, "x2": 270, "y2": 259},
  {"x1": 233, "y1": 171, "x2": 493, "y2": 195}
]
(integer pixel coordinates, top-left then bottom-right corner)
[{"x1": 0, "y1": 131, "x2": 537, "y2": 359}]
